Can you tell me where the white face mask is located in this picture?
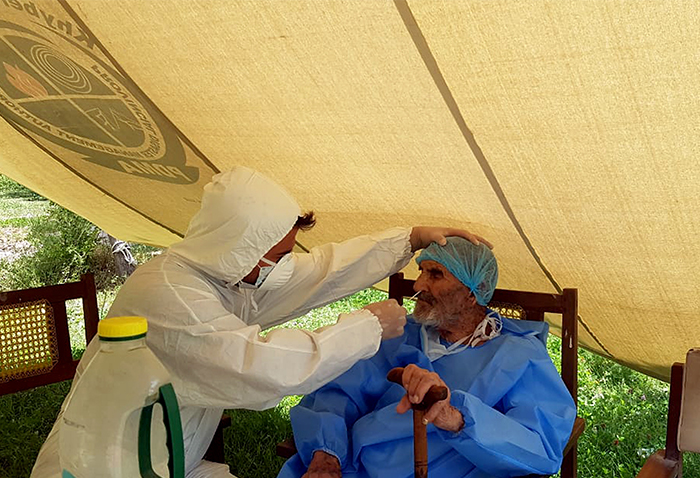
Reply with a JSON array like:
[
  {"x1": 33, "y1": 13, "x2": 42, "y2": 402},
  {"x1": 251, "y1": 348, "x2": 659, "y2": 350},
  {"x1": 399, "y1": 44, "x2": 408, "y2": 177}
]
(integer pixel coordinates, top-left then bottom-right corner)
[
  {"x1": 420, "y1": 311, "x2": 502, "y2": 362},
  {"x1": 254, "y1": 253, "x2": 295, "y2": 291}
]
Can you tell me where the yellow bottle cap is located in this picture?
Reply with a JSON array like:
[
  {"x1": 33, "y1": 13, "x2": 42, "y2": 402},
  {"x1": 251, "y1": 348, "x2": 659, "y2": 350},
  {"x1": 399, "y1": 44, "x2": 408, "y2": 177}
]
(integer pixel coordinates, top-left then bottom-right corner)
[{"x1": 98, "y1": 316, "x2": 148, "y2": 340}]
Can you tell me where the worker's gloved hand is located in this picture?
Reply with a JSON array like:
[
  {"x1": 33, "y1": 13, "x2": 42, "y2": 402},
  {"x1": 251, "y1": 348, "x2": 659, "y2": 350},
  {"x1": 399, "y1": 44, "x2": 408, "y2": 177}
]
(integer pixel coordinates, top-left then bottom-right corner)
[
  {"x1": 363, "y1": 299, "x2": 407, "y2": 340},
  {"x1": 302, "y1": 450, "x2": 341, "y2": 478},
  {"x1": 409, "y1": 226, "x2": 493, "y2": 252},
  {"x1": 396, "y1": 364, "x2": 465, "y2": 433}
]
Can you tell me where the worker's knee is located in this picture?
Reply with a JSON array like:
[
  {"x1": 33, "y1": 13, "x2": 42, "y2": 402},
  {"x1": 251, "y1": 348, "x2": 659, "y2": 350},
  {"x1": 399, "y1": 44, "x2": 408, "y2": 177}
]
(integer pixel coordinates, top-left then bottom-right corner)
[{"x1": 187, "y1": 459, "x2": 236, "y2": 478}]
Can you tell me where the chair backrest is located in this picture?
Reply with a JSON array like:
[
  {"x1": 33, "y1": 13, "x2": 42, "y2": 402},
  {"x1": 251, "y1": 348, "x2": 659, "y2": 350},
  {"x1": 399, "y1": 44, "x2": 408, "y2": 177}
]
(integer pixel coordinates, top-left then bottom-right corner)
[
  {"x1": 0, "y1": 273, "x2": 99, "y2": 395},
  {"x1": 389, "y1": 273, "x2": 583, "y2": 478},
  {"x1": 676, "y1": 349, "x2": 700, "y2": 454},
  {"x1": 643, "y1": 349, "x2": 700, "y2": 478},
  {"x1": 388, "y1": 272, "x2": 579, "y2": 401}
]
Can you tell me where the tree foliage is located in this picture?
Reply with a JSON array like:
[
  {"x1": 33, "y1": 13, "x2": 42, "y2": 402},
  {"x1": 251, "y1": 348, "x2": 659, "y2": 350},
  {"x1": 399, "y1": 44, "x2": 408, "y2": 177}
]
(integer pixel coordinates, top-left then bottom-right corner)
[{"x1": 0, "y1": 202, "x2": 100, "y2": 289}]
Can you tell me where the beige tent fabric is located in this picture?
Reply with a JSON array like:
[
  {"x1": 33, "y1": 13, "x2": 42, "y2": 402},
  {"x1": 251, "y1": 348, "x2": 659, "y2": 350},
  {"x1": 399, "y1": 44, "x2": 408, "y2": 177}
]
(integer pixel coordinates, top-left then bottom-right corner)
[
  {"x1": 0, "y1": 121, "x2": 181, "y2": 245},
  {"x1": 1, "y1": 0, "x2": 698, "y2": 379}
]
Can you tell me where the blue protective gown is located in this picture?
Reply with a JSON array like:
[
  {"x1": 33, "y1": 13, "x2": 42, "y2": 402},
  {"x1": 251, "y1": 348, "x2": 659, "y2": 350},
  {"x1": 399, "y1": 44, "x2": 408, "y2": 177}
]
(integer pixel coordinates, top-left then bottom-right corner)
[{"x1": 277, "y1": 314, "x2": 576, "y2": 478}]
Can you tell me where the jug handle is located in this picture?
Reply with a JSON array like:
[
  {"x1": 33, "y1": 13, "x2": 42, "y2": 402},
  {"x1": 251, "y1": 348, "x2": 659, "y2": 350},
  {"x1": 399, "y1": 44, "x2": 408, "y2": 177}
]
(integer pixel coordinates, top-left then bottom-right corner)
[{"x1": 138, "y1": 384, "x2": 185, "y2": 478}]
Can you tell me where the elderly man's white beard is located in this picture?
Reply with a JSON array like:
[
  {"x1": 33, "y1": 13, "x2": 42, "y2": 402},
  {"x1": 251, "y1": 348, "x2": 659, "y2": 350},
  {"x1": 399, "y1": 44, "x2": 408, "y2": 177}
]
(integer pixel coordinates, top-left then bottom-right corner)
[{"x1": 413, "y1": 306, "x2": 461, "y2": 329}]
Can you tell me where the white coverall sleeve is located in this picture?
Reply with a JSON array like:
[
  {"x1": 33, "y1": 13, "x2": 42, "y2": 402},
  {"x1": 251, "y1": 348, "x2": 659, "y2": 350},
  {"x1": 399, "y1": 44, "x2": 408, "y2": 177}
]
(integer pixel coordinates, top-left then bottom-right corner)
[
  {"x1": 251, "y1": 227, "x2": 413, "y2": 329},
  {"x1": 151, "y1": 291, "x2": 382, "y2": 411},
  {"x1": 152, "y1": 228, "x2": 413, "y2": 410}
]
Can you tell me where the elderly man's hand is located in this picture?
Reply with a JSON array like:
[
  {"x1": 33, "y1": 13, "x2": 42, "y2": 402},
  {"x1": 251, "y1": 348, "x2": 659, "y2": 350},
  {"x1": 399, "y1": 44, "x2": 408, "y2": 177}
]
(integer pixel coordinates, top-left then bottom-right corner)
[
  {"x1": 302, "y1": 450, "x2": 342, "y2": 478},
  {"x1": 409, "y1": 226, "x2": 492, "y2": 252},
  {"x1": 395, "y1": 364, "x2": 465, "y2": 433}
]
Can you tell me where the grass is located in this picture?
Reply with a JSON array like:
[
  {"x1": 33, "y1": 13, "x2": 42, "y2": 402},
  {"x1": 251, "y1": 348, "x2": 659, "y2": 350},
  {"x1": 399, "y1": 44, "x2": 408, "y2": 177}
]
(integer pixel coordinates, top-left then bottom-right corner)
[
  {"x1": 0, "y1": 216, "x2": 45, "y2": 228},
  {"x1": 226, "y1": 396, "x2": 301, "y2": 477},
  {"x1": 0, "y1": 381, "x2": 71, "y2": 477},
  {"x1": 0, "y1": 175, "x2": 48, "y2": 228},
  {"x1": 0, "y1": 176, "x2": 48, "y2": 276},
  {"x1": 2, "y1": 291, "x2": 699, "y2": 478}
]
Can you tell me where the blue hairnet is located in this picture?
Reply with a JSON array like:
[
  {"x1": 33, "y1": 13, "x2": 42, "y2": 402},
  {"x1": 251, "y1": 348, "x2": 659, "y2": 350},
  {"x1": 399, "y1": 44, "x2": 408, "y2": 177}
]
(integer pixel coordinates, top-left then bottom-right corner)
[{"x1": 416, "y1": 237, "x2": 498, "y2": 306}]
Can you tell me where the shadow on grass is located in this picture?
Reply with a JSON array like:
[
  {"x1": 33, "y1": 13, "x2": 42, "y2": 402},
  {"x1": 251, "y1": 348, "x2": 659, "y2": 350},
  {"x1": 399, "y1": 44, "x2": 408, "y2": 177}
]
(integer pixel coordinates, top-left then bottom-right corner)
[
  {"x1": 0, "y1": 381, "x2": 71, "y2": 477},
  {"x1": 0, "y1": 175, "x2": 44, "y2": 201},
  {"x1": 225, "y1": 396, "x2": 301, "y2": 478}
]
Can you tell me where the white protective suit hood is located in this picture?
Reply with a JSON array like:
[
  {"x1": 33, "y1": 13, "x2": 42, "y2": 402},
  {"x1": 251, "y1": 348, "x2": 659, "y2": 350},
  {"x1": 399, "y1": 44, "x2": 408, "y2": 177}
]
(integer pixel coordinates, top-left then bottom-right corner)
[{"x1": 169, "y1": 167, "x2": 301, "y2": 284}]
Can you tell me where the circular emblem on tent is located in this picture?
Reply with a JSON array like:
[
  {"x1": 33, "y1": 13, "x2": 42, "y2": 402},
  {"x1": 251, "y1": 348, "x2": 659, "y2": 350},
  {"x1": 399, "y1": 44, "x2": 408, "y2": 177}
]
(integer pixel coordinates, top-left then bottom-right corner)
[{"x1": 0, "y1": 20, "x2": 197, "y2": 184}]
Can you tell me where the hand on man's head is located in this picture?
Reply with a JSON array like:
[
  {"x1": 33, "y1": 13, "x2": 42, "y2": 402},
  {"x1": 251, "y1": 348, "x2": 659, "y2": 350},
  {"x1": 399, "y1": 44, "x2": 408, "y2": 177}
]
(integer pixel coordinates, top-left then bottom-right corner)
[{"x1": 409, "y1": 227, "x2": 492, "y2": 252}]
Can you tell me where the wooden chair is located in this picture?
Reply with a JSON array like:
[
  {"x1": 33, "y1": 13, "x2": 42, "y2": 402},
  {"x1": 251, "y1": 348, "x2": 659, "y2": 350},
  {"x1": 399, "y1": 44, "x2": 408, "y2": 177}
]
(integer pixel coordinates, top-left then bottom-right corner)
[
  {"x1": 204, "y1": 414, "x2": 232, "y2": 463},
  {"x1": 636, "y1": 348, "x2": 700, "y2": 478},
  {"x1": 0, "y1": 273, "x2": 99, "y2": 395},
  {"x1": 278, "y1": 272, "x2": 585, "y2": 478},
  {"x1": 0, "y1": 273, "x2": 232, "y2": 465}
]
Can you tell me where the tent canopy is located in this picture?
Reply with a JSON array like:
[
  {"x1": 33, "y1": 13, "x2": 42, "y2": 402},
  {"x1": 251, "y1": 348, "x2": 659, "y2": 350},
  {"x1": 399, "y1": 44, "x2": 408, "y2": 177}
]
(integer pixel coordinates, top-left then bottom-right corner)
[{"x1": 1, "y1": 1, "x2": 698, "y2": 380}]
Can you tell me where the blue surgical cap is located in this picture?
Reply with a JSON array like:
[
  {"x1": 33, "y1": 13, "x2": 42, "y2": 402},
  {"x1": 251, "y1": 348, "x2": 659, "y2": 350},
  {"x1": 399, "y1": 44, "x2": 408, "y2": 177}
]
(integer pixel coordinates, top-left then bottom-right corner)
[{"x1": 416, "y1": 237, "x2": 498, "y2": 306}]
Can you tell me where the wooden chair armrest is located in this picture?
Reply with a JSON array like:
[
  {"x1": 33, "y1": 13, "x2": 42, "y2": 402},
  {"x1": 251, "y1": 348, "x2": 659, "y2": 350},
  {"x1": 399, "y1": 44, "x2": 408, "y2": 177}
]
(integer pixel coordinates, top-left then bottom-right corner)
[
  {"x1": 220, "y1": 414, "x2": 232, "y2": 428},
  {"x1": 562, "y1": 417, "x2": 586, "y2": 457},
  {"x1": 276, "y1": 437, "x2": 297, "y2": 459},
  {"x1": 635, "y1": 450, "x2": 680, "y2": 478}
]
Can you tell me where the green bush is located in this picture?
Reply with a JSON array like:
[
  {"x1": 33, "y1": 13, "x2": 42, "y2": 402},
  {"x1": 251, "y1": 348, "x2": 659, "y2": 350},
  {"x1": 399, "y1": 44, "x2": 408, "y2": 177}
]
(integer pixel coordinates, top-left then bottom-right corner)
[
  {"x1": 546, "y1": 337, "x2": 700, "y2": 478},
  {"x1": 130, "y1": 242, "x2": 163, "y2": 265},
  {"x1": 575, "y1": 348, "x2": 700, "y2": 477},
  {"x1": 0, "y1": 202, "x2": 99, "y2": 290},
  {"x1": 0, "y1": 175, "x2": 158, "y2": 292}
]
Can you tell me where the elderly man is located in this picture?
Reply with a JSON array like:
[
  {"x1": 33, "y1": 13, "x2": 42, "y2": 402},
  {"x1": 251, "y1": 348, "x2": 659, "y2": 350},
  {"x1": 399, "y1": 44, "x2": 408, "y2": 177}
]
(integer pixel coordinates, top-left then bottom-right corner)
[{"x1": 278, "y1": 238, "x2": 576, "y2": 478}]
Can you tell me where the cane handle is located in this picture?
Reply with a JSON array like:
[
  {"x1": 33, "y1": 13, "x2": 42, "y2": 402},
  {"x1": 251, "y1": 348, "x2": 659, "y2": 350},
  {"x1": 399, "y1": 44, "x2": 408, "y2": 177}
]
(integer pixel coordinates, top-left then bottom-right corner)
[{"x1": 387, "y1": 367, "x2": 448, "y2": 411}]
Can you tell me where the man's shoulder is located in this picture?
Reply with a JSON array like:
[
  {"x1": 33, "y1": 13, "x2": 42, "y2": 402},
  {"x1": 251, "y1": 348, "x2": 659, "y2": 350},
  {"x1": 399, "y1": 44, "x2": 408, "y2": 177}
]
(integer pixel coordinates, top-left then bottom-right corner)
[{"x1": 499, "y1": 316, "x2": 549, "y2": 346}]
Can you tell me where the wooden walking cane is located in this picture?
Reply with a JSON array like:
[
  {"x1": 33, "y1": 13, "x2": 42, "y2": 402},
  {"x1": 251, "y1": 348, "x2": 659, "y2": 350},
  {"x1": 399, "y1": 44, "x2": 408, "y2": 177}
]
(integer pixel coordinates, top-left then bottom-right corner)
[{"x1": 387, "y1": 367, "x2": 448, "y2": 478}]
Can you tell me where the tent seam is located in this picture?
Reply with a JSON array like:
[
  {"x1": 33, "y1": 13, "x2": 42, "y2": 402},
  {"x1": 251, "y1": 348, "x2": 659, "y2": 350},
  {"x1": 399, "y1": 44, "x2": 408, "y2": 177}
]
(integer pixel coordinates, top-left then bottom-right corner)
[{"x1": 392, "y1": 0, "x2": 612, "y2": 357}]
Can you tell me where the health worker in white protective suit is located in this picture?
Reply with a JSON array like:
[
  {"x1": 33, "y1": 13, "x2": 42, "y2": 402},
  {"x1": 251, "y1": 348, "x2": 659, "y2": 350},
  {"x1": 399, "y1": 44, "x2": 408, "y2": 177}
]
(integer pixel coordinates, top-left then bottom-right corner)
[{"x1": 31, "y1": 166, "x2": 490, "y2": 478}]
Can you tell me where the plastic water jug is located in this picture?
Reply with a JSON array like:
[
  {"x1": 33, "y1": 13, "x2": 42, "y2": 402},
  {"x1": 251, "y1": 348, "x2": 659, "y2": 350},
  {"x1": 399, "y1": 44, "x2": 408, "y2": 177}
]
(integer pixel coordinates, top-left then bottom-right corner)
[{"x1": 59, "y1": 316, "x2": 185, "y2": 478}]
